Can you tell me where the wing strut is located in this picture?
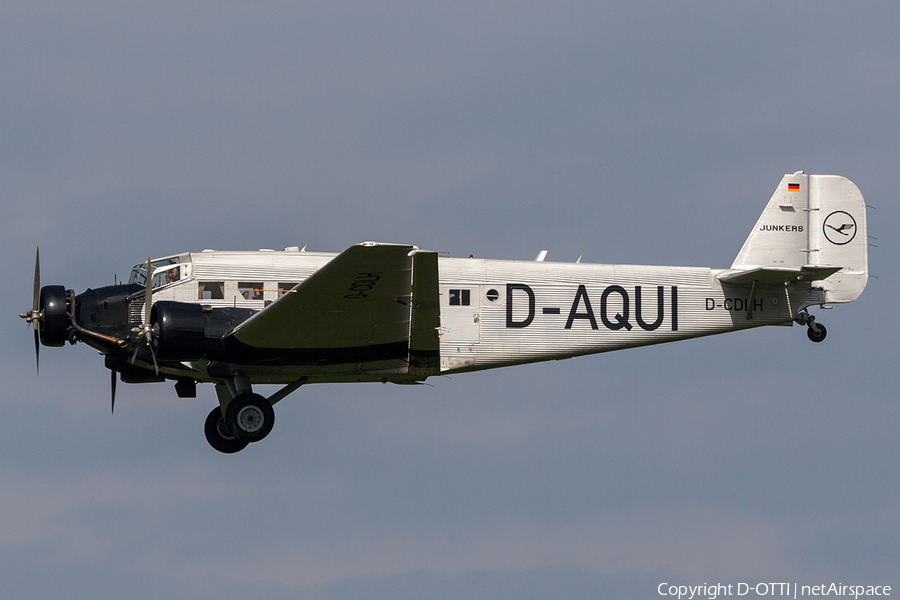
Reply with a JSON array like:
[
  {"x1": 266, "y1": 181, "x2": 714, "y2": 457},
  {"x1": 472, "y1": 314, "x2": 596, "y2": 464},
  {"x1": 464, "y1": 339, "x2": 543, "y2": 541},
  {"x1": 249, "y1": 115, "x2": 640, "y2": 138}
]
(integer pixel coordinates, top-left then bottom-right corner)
[{"x1": 267, "y1": 377, "x2": 307, "y2": 406}]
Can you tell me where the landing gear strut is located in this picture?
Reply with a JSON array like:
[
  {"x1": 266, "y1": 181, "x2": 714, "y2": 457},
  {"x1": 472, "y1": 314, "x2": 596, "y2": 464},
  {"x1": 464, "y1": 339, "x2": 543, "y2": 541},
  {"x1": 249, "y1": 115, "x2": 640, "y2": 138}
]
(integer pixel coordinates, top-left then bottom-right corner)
[{"x1": 795, "y1": 310, "x2": 827, "y2": 343}]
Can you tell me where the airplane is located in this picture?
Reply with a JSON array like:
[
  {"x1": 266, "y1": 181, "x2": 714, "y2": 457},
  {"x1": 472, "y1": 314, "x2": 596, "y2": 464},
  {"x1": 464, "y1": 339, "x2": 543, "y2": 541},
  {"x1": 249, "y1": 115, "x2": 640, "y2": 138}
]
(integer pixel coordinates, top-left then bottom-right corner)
[{"x1": 20, "y1": 172, "x2": 868, "y2": 453}]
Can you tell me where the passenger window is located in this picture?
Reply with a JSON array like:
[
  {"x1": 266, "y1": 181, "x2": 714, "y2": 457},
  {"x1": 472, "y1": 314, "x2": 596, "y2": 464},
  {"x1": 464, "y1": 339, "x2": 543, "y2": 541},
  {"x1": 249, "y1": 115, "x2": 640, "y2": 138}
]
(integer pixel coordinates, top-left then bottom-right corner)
[
  {"x1": 449, "y1": 289, "x2": 470, "y2": 306},
  {"x1": 278, "y1": 283, "x2": 299, "y2": 297},
  {"x1": 199, "y1": 282, "x2": 224, "y2": 300},
  {"x1": 238, "y1": 282, "x2": 263, "y2": 300}
]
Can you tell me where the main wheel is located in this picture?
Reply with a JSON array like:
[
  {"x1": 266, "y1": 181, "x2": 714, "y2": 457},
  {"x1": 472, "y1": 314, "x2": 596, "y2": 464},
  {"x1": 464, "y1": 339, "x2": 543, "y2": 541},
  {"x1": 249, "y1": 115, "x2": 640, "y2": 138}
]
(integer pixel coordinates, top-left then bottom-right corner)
[
  {"x1": 807, "y1": 323, "x2": 827, "y2": 343},
  {"x1": 225, "y1": 393, "x2": 275, "y2": 443},
  {"x1": 204, "y1": 407, "x2": 249, "y2": 454}
]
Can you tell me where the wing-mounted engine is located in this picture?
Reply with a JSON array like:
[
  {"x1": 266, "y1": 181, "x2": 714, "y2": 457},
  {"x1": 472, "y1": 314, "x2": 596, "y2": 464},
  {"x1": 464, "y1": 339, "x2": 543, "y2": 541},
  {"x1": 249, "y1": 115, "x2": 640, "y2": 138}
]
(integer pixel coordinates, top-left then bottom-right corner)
[
  {"x1": 151, "y1": 301, "x2": 255, "y2": 362},
  {"x1": 152, "y1": 301, "x2": 205, "y2": 360}
]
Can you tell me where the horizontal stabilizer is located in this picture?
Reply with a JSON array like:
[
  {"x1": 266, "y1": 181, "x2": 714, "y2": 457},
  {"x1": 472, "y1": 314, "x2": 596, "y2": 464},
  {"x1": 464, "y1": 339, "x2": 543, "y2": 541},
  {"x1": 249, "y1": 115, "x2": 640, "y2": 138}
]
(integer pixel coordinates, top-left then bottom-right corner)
[{"x1": 717, "y1": 265, "x2": 842, "y2": 285}]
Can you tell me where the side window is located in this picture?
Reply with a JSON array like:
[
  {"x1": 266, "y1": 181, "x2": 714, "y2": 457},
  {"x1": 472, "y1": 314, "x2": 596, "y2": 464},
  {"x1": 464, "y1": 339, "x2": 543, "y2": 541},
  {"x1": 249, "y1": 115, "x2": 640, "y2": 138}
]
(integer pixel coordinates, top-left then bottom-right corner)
[
  {"x1": 165, "y1": 265, "x2": 181, "y2": 285},
  {"x1": 449, "y1": 289, "x2": 471, "y2": 306},
  {"x1": 152, "y1": 265, "x2": 181, "y2": 288},
  {"x1": 238, "y1": 282, "x2": 263, "y2": 300},
  {"x1": 278, "y1": 283, "x2": 299, "y2": 297},
  {"x1": 199, "y1": 282, "x2": 224, "y2": 300}
]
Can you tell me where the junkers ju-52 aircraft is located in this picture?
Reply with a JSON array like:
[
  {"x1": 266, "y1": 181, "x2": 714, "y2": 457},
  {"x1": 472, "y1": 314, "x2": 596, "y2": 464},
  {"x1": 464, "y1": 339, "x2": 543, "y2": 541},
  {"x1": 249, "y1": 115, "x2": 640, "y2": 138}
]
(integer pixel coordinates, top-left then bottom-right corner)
[{"x1": 21, "y1": 172, "x2": 868, "y2": 453}]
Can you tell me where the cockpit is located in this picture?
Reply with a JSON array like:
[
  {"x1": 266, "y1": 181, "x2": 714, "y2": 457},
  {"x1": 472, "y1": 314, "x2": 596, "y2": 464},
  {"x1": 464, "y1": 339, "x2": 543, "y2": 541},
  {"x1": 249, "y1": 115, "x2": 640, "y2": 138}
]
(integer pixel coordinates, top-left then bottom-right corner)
[{"x1": 128, "y1": 257, "x2": 183, "y2": 288}]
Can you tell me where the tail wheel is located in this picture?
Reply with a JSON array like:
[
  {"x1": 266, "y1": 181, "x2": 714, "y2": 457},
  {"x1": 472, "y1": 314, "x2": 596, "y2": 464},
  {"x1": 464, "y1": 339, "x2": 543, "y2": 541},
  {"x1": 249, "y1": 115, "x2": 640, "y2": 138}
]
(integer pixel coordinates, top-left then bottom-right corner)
[
  {"x1": 225, "y1": 393, "x2": 275, "y2": 443},
  {"x1": 807, "y1": 323, "x2": 827, "y2": 343},
  {"x1": 204, "y1": 407, "x2": 249, "y2": 454}
]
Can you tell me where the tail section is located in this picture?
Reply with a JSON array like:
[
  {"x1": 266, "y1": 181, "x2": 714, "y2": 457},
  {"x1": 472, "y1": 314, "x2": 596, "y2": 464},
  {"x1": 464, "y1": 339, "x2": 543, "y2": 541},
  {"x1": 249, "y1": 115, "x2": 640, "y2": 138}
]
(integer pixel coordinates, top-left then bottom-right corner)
[
  {"x1": 731, "y1": 172, "x2": 867, "y2": 303},
  {"x1": 808, "y1": 175, "x2": 868, "y2": 303}
]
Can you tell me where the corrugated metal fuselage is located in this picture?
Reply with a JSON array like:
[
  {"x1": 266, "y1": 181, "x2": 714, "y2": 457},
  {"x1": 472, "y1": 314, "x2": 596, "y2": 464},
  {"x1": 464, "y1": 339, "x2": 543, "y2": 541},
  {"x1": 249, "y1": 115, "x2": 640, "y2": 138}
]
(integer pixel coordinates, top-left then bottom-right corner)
[
  {"x1": 142, "y1": 250, "x2": 823, "y2": 384},
  {"x1": 436, "y1": 257, "x2": 820, "y2": 374}
]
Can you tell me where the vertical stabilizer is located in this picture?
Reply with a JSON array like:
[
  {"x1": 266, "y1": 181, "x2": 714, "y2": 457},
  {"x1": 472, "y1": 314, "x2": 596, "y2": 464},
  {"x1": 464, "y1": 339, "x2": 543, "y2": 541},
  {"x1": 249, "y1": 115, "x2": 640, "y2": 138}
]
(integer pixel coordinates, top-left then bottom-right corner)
[
  {"x1": 731, "y1": 172, "x2": 867, "y2": 304},
  {"x1": 732, "y1": 171, "x2": 810, "y2": 270}
]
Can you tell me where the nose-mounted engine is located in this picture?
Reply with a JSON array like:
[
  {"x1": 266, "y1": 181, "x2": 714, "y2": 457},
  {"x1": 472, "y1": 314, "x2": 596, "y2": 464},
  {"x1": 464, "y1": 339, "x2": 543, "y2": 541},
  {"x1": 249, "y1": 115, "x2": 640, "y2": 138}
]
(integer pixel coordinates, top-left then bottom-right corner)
[
  {"x1": 19, "y1": 248, "x2": 79, "y2": 370},
  {"x1": 34, "y1": 285, "x2": 70, "y2": 347},
  {"x1": 25, "y1": 282, "x2": 147, "y2": 350},
  {"x1": 20, "y1": 249, "x2": 156, "y2": 372},
  {"x1": 22, "y1": 249, "x2": 256, "y2": 371}
]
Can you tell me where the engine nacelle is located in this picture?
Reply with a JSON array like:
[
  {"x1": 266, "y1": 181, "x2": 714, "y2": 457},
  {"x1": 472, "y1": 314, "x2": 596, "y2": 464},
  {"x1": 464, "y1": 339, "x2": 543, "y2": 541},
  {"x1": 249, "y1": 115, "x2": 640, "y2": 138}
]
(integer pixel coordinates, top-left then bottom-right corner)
[
  {"x1": 151, "y1": 301, "x2": 256, "y2": 362},
  {"x1": 152, "y1": 301, "x2": 206, "y2": 361}
]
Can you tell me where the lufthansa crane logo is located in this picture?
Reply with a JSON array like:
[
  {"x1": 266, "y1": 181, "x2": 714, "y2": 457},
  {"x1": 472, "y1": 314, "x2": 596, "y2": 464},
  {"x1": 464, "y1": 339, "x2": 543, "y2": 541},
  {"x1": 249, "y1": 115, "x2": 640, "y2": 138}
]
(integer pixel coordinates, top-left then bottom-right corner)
[{"x1": 823, "y1": 211, "x2": 857, "y2": 245}]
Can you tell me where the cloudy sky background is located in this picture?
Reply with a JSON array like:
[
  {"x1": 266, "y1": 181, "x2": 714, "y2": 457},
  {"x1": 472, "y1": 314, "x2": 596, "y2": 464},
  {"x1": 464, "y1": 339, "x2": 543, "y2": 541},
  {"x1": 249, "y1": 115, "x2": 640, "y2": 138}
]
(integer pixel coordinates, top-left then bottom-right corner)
[{"x1": 2, "y1": 2, "x2": 898, "y2": 598}]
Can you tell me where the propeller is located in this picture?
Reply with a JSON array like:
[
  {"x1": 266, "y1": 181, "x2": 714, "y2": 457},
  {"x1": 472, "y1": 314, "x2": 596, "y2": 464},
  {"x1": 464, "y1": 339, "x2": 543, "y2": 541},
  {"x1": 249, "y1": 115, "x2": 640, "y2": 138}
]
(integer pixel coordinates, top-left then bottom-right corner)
[
  {"x1": 33, "y1": 247, "x2": 40, "y2": 374},
  {"x1": 18, "y1": 247, "x2": 42, "y2": 374},
  {"x1": 129, "y1": 256, "x2": 159, "y2": 375},
  {"x1": 22, "y1": 246, "x2": 125, "y2": 412}
]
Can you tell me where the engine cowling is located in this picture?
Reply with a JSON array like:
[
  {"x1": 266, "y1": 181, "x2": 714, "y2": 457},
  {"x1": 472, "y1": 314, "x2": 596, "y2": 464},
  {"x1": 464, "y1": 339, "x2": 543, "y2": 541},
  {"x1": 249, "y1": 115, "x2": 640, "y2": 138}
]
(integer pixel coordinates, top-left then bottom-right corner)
[
  {"x1": 151, "y1": 301, "x2": 206, "y2": 361},
  {"x1": 151, "y1": 301, "x2": 256, "y2": 362},
  {"x1": 39, "y1": 285, "x2": 69, "y2": 347}
]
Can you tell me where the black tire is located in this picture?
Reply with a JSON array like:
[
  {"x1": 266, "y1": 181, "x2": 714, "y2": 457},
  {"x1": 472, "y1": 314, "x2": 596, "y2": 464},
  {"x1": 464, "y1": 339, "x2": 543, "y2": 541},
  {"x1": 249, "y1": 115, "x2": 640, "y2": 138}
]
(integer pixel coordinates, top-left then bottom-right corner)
[
  {"x1": 39, "y1": 285, "x2": 69, "y2": 347},
  {"x1": 204, "y1": 407, "x2": 249, "y2": 454},
  {"x1": 225, "y1": 393, "x2": 275, "y2": 443},
  {"x1": 807, "y1": 323, "x2": 827, "y2": 343}
]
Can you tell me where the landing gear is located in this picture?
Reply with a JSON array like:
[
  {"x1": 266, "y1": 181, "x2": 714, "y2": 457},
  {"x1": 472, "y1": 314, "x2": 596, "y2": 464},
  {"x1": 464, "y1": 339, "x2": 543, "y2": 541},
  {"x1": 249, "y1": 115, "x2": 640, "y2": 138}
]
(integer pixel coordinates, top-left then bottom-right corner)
[
  {"x1": 204, "y1": 390, "x2": 276, "y2": 454},
  {"x1": 807, "y1": 322, "x2": 827, "y2": 343},
  {"x1": 795, "y1": 310, "x2": 827, "y2": 343},
  {"x1": 204, "y1": 407, "x2": 249, "y2": 454},
  {"x1": 204, "y1": 376, "x2": 302, "y2": 453},
  {"x1": 225, "y1": 393, "x2": 275, "y2": 443}
]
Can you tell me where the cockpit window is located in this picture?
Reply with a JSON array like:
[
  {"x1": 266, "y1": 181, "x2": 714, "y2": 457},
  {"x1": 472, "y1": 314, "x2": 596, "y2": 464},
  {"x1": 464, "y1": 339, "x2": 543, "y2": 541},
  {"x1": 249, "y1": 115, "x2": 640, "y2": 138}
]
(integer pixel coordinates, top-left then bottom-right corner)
[
  {"x1": 149, "y1": 265, "x2": 181, "y2": 288},
  {"x1": 129, "y1": 257, "x2": 180, "y2": 286}
]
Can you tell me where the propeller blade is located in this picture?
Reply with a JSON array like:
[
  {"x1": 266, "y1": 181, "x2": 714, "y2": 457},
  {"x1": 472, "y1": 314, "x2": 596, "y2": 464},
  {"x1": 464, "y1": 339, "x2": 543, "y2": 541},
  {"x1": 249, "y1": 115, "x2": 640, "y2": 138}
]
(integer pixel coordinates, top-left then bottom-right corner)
[
  {"x1": 149, "y1": 343, "x2": 159, "y2": 376},
  {"x1": 143, "y1": 257, "x2": 159, "y2": 375},
  {"x1": 32, "y1": 246, "x2": 40, "y2": 321},
  {"x1": 111, "y1": 369, "x2": 117, "y2": 414},
  {"x1": 34, "y1": 328, "x2": 40, "y2": 375},
  {"x1": 127, "y1": 257, "x2": 158, "y2": 374},
  {"x1": 143, "y1": 256, "x2": 153, "y2": 325},
  {"x1": 33, "y1": 247, "x2": 41, "y2": 374}
]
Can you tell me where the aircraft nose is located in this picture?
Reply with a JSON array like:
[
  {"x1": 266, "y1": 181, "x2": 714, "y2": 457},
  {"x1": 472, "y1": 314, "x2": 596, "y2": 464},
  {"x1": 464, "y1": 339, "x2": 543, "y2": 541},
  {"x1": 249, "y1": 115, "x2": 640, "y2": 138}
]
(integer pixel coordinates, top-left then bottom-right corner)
[
  {"x1": 37, "y1": 285, "x2": 71, "y2": 347},
  {"x1": 75, "y1": 284, "x2": 144, "y2": 335}
]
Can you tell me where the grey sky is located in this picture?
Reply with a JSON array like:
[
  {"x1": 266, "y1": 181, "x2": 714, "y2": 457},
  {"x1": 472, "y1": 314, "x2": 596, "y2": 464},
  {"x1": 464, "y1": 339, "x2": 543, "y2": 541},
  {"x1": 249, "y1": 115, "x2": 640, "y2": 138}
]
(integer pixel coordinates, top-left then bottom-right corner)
[{"x1": 2, "y1": 3, "x2": 898, "y2": 598}]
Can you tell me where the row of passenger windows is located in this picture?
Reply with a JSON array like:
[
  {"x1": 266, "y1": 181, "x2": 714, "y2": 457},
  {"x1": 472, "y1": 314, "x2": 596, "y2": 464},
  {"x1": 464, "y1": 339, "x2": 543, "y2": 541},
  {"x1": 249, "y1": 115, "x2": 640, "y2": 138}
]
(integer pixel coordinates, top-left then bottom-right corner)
[
  {"x1": 195, "y1": 283, "x2": 484, "y2": 305},
  {"x1": 197, "y1": 282, "x2": 298, "y2": 300}
]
